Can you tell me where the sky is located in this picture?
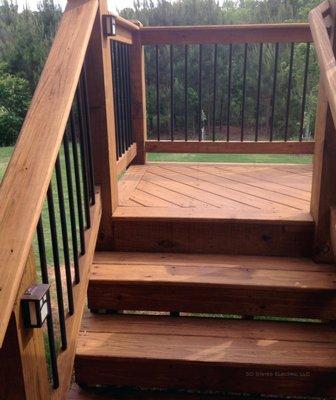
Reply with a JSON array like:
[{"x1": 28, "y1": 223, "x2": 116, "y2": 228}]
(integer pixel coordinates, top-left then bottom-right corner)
[{"x1": 16, "y1": 0, "x2": 137, "y2": 13}]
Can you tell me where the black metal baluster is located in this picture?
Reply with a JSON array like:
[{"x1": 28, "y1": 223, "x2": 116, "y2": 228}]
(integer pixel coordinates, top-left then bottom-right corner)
[
  {"x1": 55, "y1": 156, "x2": 74, "y2": 316},
  {"x1": 284, "y1": 42, "x2": 295, "y2": 141},
  {"x1": 155, "y1": 44, "x2": 160, "y2": 141},
  {"x1": 70, "y1": 110, "x2": 85, "y2": 256},
  {"x1": 212, "y1": 44, "x2": 218, "y2": 141},
  {"x1": 184, "y1": 44, "x2": 188, "y2": 141},
  {"x1": 170, "y1": 44, "x2": 174, "y2": 141},
  {"x1": 270, "y1": 43, "x2": 279, "y2": 142},
  {"x1": 227, "y1": 44, "x2": 233, "y2": 141},
  {"x1": 255, "y1": 43, "x2": 263, "y2": 142},
  {"x1": 125, "y1": 45, "x2": 133, "y2": 145},
  {"x1": 241, "y1": 43, "x2": 248, "y2": 142},
  {"x1": 198, "y1": 44, "x2": 203, "y2": 141},
  {"x1": 76, "y1": 86, "x2": 91, "y2": 229},
  {"x1": 82, "y1": 65, "x2": 96, "y2": 206},
  {"x1": 47, "y1": 185, "x2": 67, "y2": 351},
  {"x1": 299, "y1": 42, "x2": 310, "y2": 141},
  {"x1": 120, "y1": 43, "x2": 128, "y2": 152},
  {"x1": 36, "y1": 218, "x2": 59, "y2": 389},
  {"x1": 111, "y1": 41, "x2": 122, "y2": 158},
  {"x1": 63, "y1": 130, "x2": 80, "y2": 284}
]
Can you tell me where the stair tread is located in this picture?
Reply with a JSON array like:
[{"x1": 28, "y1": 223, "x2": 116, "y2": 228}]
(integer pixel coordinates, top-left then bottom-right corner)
[
  {"x1": 77, "y1": 314, "x2": 336, "y2": 369},
  {"x1": 92, "y1": 252, "x2": 336, "y2": 291}
]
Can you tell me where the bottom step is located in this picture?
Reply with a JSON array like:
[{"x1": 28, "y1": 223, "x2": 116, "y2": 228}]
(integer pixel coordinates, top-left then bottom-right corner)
[{"x1": 75, "y1": 314, "x2": 336, "y2": 397}]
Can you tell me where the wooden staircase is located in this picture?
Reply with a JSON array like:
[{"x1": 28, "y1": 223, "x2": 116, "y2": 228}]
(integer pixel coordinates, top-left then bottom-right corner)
[{"x1": 74, "y1": 250, "x2": 336, "y2": 398}]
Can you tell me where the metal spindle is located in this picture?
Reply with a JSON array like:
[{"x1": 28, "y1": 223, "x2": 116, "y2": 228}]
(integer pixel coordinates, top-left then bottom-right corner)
[
  {"x1": 241, "y1": 43, "x2": 248, "y2": 141},
  {"x1": 76, "y1": 86, "x2": 91, "y2": 229},
  {"x1": 184, "y1": 44, "x2": 188, "y2": 141},
  {"x1": 170, "y1": 45, "x2": 174, "y2": 141},
  {"x1": 117, "y1": 43, "x2": 126, "y2": 154},
  {"x1": 270, "y1": 43, "x2": 279, "y2": 142},
  {"x1": 284, "y1": 42, "x2": 295, "y2": 141},
  {"x1": 198, "y1": 44, "x2": 203, "y2": 141},
  {"x1": 63, "y1": 130, "x2": 80, "y2": 284},
  {"x1": 227, "y1": 44, "x2": 233, "y2": 141},
  {"x1": 155, "y1": 45, "x2": 160, "y2": 140},
  {"x1": 47, "y1": 185, "x2": 67, "y2": 351},
  {"x1": 255, "y1": 43, "x2": 263, "y2": 142},
  {"x1": 121, "y1": 44, "x2": 128, "y2": 151},
  {"x1": 82, "y1": 66, "x2": 96, "y2": 205},
  {"x1": 70, "y1": 110, "x2": 85, "y2": 255},
  {"x1": 212, "y1": 44, "x2": 218, "y2": 141},
  {"x1": 125, "y1": 45, "x2": 133, "y2": 145},
  {"x1": 55, "y1": 155, "x2": 74, "y2": 315},
  {"x1": 299, "y1": 42, "x2": 310, "y2": 141},
  {"x1": 36, "y1": 218, "x2": 59, "y2": 389},
  {"x1": 111, "y1": 41, "x2": 122, "y2": 158}
]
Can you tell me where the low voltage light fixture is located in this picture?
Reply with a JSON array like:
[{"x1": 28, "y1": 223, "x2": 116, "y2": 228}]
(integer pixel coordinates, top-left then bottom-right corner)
[
  {"x1": 21, "y1": 284, "x2": 50, "y2": 328},
  {"x1": 103, "y1": 15, "x2": 116, "y2": 37}
]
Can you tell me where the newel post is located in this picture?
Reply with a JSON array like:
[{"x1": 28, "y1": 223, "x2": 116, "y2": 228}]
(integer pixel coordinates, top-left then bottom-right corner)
[
  {"x1": 130, "y1": 22, "x2": 147, "y2": 164},
  {"x1": 85, "y1": 0, "x2": 119, "y2": 249}
]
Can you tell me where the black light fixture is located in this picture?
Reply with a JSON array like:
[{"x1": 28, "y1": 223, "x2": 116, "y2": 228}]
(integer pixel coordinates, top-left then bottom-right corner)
[
  {"x1": 103, "y1": 15, "x2": 116, "y2": 37},
  {"x1": 21, "y1": 284, "x2": 50, "y2": 328}
]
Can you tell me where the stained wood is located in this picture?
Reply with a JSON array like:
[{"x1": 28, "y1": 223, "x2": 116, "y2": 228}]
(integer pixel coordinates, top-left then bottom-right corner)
[
  {"x1": 145, "y1": 140, "x2": 315, "y2": 154},
  {"x1": 140, "y1": 23, "x2": 312, "y2": 45},
  {"x1": 86, "y1": 0, "x2": 118, "y2": 249},
  {"x1": 116, "y1": 163, "x2": 312, "y2": 223},
  {"x1": 88, "y1": 252, "x2": 336, "y2": 318},
  {"x1": 116, "y1": 143, "x2": 137, "y2": 175},
  {"x1": 75, "y1": 314, "x2": 336, "y2": 397},
  {"x1": 0, "y1": 0, "x2": 98, "y2": 348},
  {"x1": 130, "y1": 26, "x2": 147, "y2": 164},
  {"x1": 112, "y1": 220, "x2": 313, "y2": 257},
  {"x1": 51, "y1": 190, "x2": 102, "y2": 400}
]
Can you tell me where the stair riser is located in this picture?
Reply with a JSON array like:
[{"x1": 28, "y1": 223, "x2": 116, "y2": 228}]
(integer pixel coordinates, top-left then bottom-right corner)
[
  {"x1": 112, "y1": 220, "x2": 313, "y2": 257},
  {"x1": 88, "y1": 283, "x2": 336, "y2": 319},
  {"x1": 75, "y1": 357, "x2": 336, "y2": 397}
]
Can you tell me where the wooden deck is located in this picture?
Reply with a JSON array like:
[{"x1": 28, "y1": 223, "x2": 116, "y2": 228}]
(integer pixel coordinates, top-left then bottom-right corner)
[{"x1": 116, "y1": 163, "x2": 312, "y2": 222}]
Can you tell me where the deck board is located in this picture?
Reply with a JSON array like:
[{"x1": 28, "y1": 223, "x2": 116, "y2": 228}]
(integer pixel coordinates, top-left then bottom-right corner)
[{"x1": 116, "y1": 163, "x2": 312, "y2": 222}]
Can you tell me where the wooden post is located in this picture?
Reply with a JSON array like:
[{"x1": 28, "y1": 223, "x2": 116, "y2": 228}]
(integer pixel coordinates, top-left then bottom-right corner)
[
  {"x1": 130, "y1": 25, "x2": 147, "y2": 164},
  {"x1": 310, "y1": 6, "x2": 336, "y2": 263},
  {"x1": 86, "y1": 0, "x2": 119, "y2": 249},
  {"x1": 0, "y1": 250, "x2": 50, "y2": 400}
]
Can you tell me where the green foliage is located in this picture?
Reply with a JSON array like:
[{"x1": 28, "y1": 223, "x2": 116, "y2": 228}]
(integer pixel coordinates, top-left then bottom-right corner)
[
  {"x1": 121, "y1": 0, "x2": 320, "y2": 142},
  {"x1": 0, "y1": 63, "x2": 30, "y2": 145},
  {"x1": 0, "y1": 0, "x2": 61, "y2": 145}
]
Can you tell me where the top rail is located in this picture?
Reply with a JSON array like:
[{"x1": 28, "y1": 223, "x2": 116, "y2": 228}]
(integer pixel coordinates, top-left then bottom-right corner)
[
  {"x1": 309, "y1": 1, "x2": 336, "y2": 123},
  {"x1": 0, "y1": 0, "x2": 98, "y2": 347},
  {"x1": 139, "y1": 23, "x2": 312, "y2": 45}
]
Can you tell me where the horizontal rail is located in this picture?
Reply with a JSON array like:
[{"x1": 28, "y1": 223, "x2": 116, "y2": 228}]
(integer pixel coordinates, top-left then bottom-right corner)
[
  {"x1": 140, "y1": 23, "x2": 312, "y2": 45},
  {"x1": 145, "y1": 140, "x2": 315, "y2": 154},
  {"x1": 117, "y1": 143, "x2": 137, "y2": 175},
  {"x1": 309, "y1": 2, "x2": 336, "y2": 125},
  {"x1": 0, "y1": 0, "x2": 98, "y2": 347}
]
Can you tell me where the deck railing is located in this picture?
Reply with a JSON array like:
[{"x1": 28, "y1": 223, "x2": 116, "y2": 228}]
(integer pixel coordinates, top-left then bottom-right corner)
[
  {"x1": 139, "y1": 24, "x2": 317, "y2": 155},
  {"x1": 309, "y1": 1, "x2": 336, "y2": 262},
  {"x1": 0, "y1": 0, "x2": 335, "y2": 398}
]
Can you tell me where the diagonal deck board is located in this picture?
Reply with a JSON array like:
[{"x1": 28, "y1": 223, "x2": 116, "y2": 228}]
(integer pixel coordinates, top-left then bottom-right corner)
[{"x1": 116, "y1": 163, "x2": 312, "y2": 222}]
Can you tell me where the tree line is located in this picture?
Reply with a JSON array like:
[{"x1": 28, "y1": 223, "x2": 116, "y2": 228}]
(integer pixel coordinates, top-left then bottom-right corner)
[{"x1": 0, "y1": 0, "x2": 321, "y2": 146}]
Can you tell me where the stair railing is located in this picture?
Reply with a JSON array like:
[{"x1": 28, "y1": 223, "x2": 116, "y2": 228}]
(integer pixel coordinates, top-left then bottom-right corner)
[
  {"x1": 0, "y1": 0, "x2": 140, "y2": 397},
  {"x1": 309, "y1": 0, "x2": 336, "y2": 262}
]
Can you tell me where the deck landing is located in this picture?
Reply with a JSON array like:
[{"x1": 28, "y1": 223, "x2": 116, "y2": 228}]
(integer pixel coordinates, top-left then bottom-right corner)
[{"x1": 116, "y1": 163, "x2": 312, "y2": 222}]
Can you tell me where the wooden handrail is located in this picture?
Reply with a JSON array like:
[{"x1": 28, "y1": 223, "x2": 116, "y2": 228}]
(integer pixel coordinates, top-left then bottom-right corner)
[
  {"x1": 0, "y1": 0, "x2": 98, "y2": 347},
  {"x1": 309, "y1": 1, "x2": 336, "y2": 124},
  {"x1": 139, "y1": 23, "x2": 312, "y2": 45}
]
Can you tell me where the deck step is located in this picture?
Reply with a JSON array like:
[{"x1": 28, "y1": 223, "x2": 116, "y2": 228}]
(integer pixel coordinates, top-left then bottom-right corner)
[
  {"x1": 75, "y1": 314, "x2": 336, "y2": 397},
  {"x1": 89, "y1": 252, "x2": 336, "y2": 319}
]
